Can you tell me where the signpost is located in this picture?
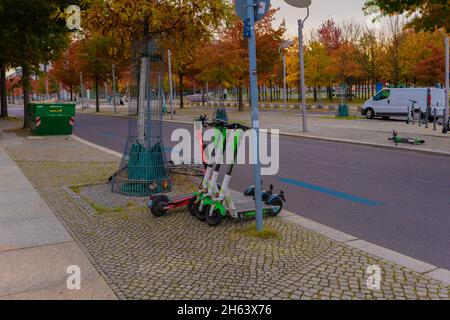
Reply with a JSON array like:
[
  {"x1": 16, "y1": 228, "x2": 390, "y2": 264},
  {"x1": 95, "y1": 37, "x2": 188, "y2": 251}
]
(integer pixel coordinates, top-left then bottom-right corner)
[
  {"x1": 235, "y1": 0, "x2": 269, "y2": 232},
  {"x1": 284, "y1": 0, "x2": 311, "y2": 132}
]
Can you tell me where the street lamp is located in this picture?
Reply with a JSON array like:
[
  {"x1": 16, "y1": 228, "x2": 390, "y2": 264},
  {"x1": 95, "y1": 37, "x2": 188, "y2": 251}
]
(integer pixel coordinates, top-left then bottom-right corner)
[
  {"x1": 284, "y1": 0, "x2": 311, "y2": 132},
  {"x1": 280, "y1": 40, "x2": 293, "y2": 112}
]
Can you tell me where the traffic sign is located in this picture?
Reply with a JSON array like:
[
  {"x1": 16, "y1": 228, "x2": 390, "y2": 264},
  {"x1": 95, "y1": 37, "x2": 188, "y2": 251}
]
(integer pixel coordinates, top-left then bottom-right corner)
[
  {"x1": 284, "y1": 0, "x2": 311, "y2": 8},
  {"x1": 243, "y1": 18, "x2": 252, "y2": 38},
  {"x1": 255, "y1": 0, "x2": 270, "y2": 22},
  {"x1": 235, "y1": 0, "x2": 247, "y2": 21},
  {"x1": 235, "y1": 0, "x2": 271, "y2": 22}
]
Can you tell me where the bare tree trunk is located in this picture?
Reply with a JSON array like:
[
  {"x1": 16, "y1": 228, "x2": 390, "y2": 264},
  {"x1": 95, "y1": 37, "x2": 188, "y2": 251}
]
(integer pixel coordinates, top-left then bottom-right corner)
[
  {"x1": 179, "y1": 74, "x2": 184, "y2": 109},
  {"x1": 95, "y1": 74, "x2": 100, "y2": 112},
  {"x1": 238, "y1": 85, "x2": 243, "y2": 112},
  {"x1": 0, "y1": 64, "x2": 8, "y2": 118},
  {"x1": 201, "y1": 81, "x2": 205, "y2": 106},
  {"x1": 70, "y1": 84, "x2": 73, "y2": 102},
  {"x1": 22, "y1": 64, "x2": 31, "y2": 129}
]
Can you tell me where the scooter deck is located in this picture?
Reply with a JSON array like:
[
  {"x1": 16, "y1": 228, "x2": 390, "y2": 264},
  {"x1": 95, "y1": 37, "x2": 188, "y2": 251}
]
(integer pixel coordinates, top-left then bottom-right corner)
[{"x1": 230, "y1": 190, "x2": 273, "y2": 213}]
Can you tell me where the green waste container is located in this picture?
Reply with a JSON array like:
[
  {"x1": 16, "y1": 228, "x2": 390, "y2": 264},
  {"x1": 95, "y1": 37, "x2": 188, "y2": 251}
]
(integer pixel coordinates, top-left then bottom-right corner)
[{"x1": 28, "y1": 103, "x2": 76, "y2": 135}]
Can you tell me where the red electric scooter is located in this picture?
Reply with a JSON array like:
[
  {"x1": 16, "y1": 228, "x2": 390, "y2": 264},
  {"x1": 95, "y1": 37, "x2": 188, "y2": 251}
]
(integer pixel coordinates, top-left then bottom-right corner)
[{"x1": 148, "y1": 115, "x2": 209, "y2": 217}]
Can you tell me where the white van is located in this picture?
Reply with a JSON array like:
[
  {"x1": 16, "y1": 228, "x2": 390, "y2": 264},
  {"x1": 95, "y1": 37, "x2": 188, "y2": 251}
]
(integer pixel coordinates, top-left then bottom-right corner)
[{"x1": 361, "y1": 88, "x2": 446, "y2": 120}]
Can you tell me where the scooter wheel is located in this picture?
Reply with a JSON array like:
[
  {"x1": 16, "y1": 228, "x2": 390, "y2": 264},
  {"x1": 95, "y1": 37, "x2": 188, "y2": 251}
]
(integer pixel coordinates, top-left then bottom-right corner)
[
  {"x1": 206, "y1": 209, "x2": 222, "y2": 226},
  {"x1": 268, "y1": 198, "x2": 283, "y2": 217},
  {"x1": 188, "y1": 197, "x2": 198, "y2": 216},
  {"x1": 195, "y1": 204, "x2": 210, "y2": 221},
  {"x1": 443, "y1": 126, "x2": 449, "y2": 134},
  {"x1": 151, "y1": 195, "x2": 170, "y2": 217}
]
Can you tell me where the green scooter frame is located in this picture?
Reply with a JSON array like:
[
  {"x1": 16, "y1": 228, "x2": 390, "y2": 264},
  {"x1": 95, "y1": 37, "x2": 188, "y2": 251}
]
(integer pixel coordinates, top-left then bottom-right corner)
[
  {"x1": 205, "y1": 123, "x2": 285, "y2": 226},
  {"x1": 191, "y1": 120, "x2": 229, "y2": 220}
]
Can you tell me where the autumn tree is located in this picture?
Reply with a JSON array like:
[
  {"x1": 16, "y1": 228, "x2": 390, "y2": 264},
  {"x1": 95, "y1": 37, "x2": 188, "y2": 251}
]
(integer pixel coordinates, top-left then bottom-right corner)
[
  {"x1": 398, "y1": 29, "x2": 443, "y2": 86},
  {"x1": 327, "y1": 42, "x2": 364, "y2": 100},
  {"x1": 413, "y1": 44, "x2": 445, "y2": 86},
  {"x1": 384, "y1": 16, "x2": 406, "y2": 86},
  {"x1": 50, "y1": 41, "x2": 82, "y2": 101},
  {"x1": 359, "y1": 28, "x2": 386, "y2": 96},
  {"x1": 317, "y1": 19, "x2": 343, "y2": 100},
  {"x1": 364, "y1": 0, "x2": 450, "y2": 32},
  {"x1": 255, "y1": 8, "x2": 286, "y2": 102},
  {"x1": 304, "y1": 41, "x2": 332, "y2": 102},
  {"x1": 78, "y1": 36, "x2": 117, "y2": 112},
  {"x1": 0, "y1": 0, "x2": 87, "y2": 127},
  {"x1": 85, "y1": 0, "x2": 230, "y2": 109}
]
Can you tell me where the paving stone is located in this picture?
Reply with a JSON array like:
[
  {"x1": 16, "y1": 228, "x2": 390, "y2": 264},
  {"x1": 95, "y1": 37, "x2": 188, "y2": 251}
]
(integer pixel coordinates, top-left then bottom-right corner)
[{"x1": 7, "y1": 137, "x2": 450, "y2": 300}]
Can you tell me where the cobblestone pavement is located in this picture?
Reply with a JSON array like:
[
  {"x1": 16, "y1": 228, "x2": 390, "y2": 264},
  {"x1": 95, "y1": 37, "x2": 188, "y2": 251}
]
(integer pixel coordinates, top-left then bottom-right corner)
[{"x1": 6, "y1": 136, "x2": 450, "y2": 300}]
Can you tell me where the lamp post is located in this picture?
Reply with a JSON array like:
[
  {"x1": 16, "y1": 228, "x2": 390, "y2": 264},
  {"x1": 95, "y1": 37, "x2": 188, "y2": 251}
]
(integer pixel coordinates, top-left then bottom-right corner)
[
  {"x1": 284, "y1": 0, "x2": 311, "y2": 132},
  {"x1": 280, "y1": 40, "x2": 293, "y2": 112}
]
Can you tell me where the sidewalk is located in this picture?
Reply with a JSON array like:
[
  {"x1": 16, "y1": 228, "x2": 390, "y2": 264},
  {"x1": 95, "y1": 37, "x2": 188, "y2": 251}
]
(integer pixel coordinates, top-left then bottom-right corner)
[
  {"x1": 1, "y1": 119, "x2": 449, "y2": 300},
  {"x1": 0, "y1": 122, "x2": 116, "y2": 300},
  {"x1": 78, "y1": 104, "x2": 450, "y2": 155}
]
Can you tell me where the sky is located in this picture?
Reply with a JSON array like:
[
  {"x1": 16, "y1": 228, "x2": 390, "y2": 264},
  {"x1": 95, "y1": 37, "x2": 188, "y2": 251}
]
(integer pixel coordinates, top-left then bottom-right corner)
[{"x1": 271, "y1": 0, "x2": 370, "y2": 37}]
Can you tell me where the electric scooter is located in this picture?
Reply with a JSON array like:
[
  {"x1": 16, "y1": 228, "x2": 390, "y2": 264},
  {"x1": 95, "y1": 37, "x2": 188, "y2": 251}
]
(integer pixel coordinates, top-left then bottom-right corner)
[
  {"x1": 244, "y1": 183, "x2": 284, "y2": 202},
  {"x1": 193, "y1": 119, "x2": 229, "y2": 220},
  {"x1": 149, "y1": 115, "x2": 211, "y2": 217},
  {"x1": 389, "y1": 130, "x2": 425, "y2": 146},
  {"x1": 203, "y1": 123, "x2": 286, "y2": 226}
]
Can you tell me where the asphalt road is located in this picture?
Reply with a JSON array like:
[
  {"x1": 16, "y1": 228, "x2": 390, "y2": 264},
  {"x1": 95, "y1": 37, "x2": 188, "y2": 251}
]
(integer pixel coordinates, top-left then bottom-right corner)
[{"x1": 7, "y1": 107, "x2": 450, "y2": 269}]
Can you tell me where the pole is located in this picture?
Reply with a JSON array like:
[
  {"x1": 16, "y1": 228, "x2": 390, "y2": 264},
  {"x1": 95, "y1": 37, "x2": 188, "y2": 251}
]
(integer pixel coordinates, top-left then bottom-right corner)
[
  {"x1": 45, "y1": 77, "x2": 49, "y2": 101},
  {"x1": 80, "y1": 72, "x2": 84, "y2": 110},
  {"x1": 283, "y1": 54, "x2": 287, "y2": 112},
  {"x1": 168, "y1": 49, "x2": 174, "y2": 120},
  {"x1": 104, "y1": 82, "x2": 108, "y2": 104},
  {"x1": 206, "y1": 81, "x2": 209, "y2": 105},
  {"x1": 298, "y1": 9, "x2": 309, "y2": 132},
  {"x1": 445, "y1": 37, "x2": 449, "y2": 127},
  {"x1": 112, "y1": 64, "x2": 117, "y2": 113},
  {"x1": 246, "y1": 0, "x2": 263, "y2": 231}
]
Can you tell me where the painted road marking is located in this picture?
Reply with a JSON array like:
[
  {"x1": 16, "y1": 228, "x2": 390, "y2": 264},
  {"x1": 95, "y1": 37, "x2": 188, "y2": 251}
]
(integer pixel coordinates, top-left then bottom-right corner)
[{"x1": 279, "y1": 178, "x2": 384, "y2": 206}]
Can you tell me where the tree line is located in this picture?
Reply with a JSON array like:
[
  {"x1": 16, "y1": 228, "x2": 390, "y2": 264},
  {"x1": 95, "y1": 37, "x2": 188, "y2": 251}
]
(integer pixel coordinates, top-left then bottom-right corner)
[{"x1": 0, "y1": 0, "x2": 448, "y2": 122}]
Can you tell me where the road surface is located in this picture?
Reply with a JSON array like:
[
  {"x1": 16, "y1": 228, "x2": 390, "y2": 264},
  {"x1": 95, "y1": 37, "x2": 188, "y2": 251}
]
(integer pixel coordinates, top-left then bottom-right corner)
[{"x1": 7, "y1": 106, "x2": 450, "y2": 270}]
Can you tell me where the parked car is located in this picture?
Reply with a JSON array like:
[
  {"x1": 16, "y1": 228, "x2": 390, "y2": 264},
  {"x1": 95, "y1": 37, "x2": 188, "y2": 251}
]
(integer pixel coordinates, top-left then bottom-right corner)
[{"x1": 361, "y1": 88, "x2": 446, "y2": 120}]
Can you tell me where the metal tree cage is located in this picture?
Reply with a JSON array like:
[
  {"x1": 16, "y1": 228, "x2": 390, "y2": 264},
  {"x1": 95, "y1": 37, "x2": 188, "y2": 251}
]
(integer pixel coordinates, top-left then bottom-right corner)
[{"x1": 112, "y1": 40, "x2": 172, "y2": 197}]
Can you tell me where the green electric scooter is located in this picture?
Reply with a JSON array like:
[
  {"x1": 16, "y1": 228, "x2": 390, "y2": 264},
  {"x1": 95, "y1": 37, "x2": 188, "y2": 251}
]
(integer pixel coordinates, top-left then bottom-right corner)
[
  {"x1": 191, "y1": 118, "x2": 229, "y2": 219},
  {"x1": 389, "y1": 130, "x2": 425, "y2": 146},
  {"x1": 203, "y1": 123, "x2": 285, "y2": 226}
]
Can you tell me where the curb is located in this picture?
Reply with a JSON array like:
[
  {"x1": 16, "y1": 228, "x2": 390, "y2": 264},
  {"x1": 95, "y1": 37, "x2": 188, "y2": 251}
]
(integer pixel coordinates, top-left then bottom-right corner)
[
  {"x1": 72, "y1": 134, "x2": 450, "y2": 286},
  {"x1": 279, "y1": 210, "x2": 450, "y2": 285},
  {"x1": 78, "y1": 112, "x2": 450, "y2": 157}
]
